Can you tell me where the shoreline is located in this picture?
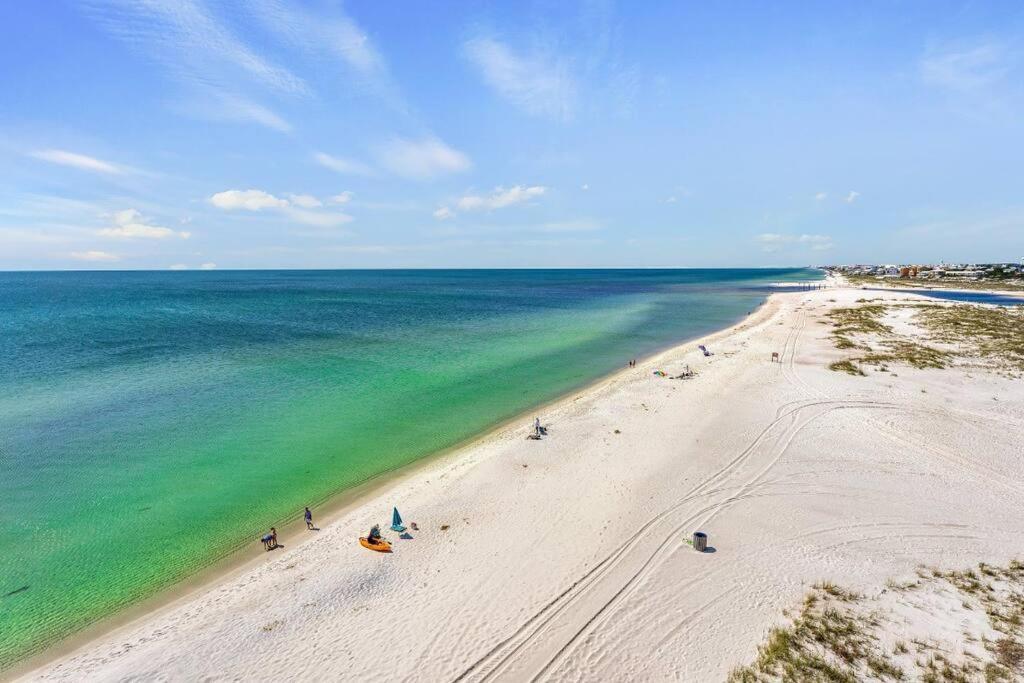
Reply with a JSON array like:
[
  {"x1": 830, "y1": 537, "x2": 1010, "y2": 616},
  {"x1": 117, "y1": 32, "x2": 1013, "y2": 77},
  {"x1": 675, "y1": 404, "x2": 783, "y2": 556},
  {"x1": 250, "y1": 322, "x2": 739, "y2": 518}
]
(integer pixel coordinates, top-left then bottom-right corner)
[
  {"x1": 7, "y1": 289, "x2": 783, "y2": 680},
  {"x1": 22, "y1": 279, "x2": 1024, "y2": 681}
]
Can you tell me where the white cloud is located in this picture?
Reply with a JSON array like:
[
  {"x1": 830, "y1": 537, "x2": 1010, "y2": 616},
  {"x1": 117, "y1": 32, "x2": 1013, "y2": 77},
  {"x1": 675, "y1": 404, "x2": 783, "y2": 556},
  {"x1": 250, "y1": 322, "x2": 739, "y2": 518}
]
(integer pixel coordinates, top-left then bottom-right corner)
[
  {"x1": 815, "y1": 192, "x2": 828, "y2": 201},
  {"x1": 313, "y1": 152, "x2": 375, "y2": 176},
  {"x1": 288, "y1": 193, "x2": 322, "y2": 208},
  {"x1": 375, "y1": 137, "x2": 471, "y2": 180},
  {"x1": 200, "y1": 262, "x2": 217, "y2": 270},
  {"x1": 29, "y1": 149, "x2": 121, "y2": 174},
  {"x1": 210, "y1": 189, "x2": 290, "y2": 210},
  {"x1": 464, "y1": 37, "x2": 576, "y2": 120},
  {"x1": 71, "y1": 250, "x2": 119, "y2": 262},
  {"x1": 456, "y1": 185, "x2": 546, "y2": 212},
  {"x1": 581, "y1": 183, "x2": 590, "y2": 191},
  {"x1": 435, "y1": 186, "x2": 545, "y2": 220},
  {"x1": 98, "y1": 209, "x2": 191, "y2": 239},
  {"x1": 329, "y1": 191, "x2": 354, "y2": 204},
  {"x1": 921, "y1": 42, "x2": 1008, "y2": 90},
  {"x1": 210, "y1": 189, "x2": 352, "y2": 227},
  {"x1": 844, "y1": 191, "x2": 860, "y2": 203},
  {"x1": 169, "y1": 263, "x2": 189, "y2": 270},
  {"x1": 665, "y1": 196, "x2": 678, "y2": 204}
]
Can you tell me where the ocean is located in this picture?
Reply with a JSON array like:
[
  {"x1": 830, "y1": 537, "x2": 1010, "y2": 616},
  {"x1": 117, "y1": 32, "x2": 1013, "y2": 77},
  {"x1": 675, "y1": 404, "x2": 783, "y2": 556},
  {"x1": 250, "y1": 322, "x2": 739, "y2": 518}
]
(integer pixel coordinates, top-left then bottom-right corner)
[{"x1": 0, "y1": 268, "x2": 820, "y2": 667}]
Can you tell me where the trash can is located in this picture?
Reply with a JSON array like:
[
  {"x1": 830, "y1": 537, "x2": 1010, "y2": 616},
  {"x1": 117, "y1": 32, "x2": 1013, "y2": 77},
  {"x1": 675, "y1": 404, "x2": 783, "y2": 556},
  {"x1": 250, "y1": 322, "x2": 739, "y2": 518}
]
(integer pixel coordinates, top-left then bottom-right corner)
[{"x1": 693, "y1": 532, "x2": 708, "y2": 552}]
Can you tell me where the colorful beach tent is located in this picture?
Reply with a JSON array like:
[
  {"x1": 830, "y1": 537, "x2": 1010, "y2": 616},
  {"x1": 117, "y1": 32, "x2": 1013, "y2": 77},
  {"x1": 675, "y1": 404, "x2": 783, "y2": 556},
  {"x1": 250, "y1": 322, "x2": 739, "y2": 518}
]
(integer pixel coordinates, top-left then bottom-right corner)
[{"x1": 391, "y1": 507, "x2": 407, "y2": 532}]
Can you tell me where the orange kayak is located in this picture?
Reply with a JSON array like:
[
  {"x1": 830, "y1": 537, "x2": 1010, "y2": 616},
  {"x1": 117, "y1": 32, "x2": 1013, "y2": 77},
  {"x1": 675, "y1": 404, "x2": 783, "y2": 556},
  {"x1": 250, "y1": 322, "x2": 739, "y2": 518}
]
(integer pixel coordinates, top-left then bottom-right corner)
[{"x1": 359, "y1": 537, "x2": 392, "y2": 553}]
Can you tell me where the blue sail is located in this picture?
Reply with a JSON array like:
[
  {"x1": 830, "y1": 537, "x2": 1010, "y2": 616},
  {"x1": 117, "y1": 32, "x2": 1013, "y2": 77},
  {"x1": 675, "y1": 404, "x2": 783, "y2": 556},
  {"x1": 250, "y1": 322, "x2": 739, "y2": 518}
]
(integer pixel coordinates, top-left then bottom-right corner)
[{"x1": 391, "y1": 507, "x2": 406, "y2": 532}]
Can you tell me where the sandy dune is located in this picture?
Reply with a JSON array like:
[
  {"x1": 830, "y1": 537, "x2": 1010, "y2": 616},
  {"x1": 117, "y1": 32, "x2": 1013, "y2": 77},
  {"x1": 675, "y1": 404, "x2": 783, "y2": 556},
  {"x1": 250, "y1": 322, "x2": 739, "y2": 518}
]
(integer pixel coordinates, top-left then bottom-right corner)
[{"x1": 21, "y1": 284, "x2": 1024, "y2": 681}]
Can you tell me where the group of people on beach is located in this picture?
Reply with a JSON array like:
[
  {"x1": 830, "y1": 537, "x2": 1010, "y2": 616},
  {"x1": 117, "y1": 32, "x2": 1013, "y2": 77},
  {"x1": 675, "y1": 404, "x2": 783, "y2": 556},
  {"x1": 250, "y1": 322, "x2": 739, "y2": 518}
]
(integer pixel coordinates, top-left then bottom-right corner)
[
  {"x1": 260, "y1": 506, "x2": 317, "y2": 552},
  {"x1": 628, "y1": 359, "x2": 637, "y2": 368}
]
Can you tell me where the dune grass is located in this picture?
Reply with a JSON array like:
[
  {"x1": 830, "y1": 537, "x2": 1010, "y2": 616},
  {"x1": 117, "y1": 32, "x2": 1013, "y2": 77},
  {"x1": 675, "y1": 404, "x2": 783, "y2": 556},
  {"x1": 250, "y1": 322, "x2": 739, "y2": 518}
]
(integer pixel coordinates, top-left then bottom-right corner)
[
  {"x1": 915, "y1": 304, "x2": 1024, "y2": 372},
  {"x1": 729, "y1": 562, "x2": 1024, "y2": 682},
  {"x1": 826, "y1": 300, "x2": 1021, "y2": 376}
]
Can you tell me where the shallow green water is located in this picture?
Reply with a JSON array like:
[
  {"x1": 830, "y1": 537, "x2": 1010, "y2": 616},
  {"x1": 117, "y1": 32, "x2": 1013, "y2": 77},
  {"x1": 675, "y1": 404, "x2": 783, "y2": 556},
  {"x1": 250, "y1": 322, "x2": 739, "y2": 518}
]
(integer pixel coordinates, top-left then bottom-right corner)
[{"x1": 0, "y1": 268, "x2": 819, "y2": 667}]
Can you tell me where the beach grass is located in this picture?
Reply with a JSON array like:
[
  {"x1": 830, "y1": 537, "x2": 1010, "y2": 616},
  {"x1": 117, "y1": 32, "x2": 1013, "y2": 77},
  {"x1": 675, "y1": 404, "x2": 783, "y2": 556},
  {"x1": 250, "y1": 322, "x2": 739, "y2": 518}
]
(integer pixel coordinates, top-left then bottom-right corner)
[
  {"x1": 828, "y1": 360, "x2": 865, "y2": 376},
  {"x1": 826, "y1": 299, "x2": 1022, "y2": 376},
  {"x1": 729, "y1": 561, "x2": 1024, "y2": 682},
  {"x1": 914, "y1": 304, "x2": 1024, "y2": 372}
]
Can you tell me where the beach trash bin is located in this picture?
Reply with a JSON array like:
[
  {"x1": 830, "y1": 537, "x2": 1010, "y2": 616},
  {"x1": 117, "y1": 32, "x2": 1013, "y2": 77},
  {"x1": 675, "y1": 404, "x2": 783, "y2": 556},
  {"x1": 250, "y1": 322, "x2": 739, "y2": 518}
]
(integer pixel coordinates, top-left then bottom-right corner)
[{"x1": 693, "y1": 532, "x2": 708, "y2": 552}]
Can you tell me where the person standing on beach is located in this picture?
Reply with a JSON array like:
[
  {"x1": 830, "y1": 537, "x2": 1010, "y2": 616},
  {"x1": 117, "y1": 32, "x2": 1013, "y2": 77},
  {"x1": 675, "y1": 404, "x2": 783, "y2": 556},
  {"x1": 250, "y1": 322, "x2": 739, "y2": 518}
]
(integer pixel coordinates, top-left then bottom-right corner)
[
  {"x1": 270, "y1": 527, "x2": 278, "y2": 549},
  {"x1": 304, "y1": 506, "x2": 314, "y2": 530},
  {"x1": 534, "y1": 417, "x2": 541, "y2": 437}
]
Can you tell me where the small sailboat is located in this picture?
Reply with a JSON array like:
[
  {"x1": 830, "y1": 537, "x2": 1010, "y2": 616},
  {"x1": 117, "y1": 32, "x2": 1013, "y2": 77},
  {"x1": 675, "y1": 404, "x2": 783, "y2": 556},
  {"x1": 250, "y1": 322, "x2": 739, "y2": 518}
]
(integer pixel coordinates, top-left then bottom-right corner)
[{"x1": 391, "y1": 507, "x2": 407, "y2": 532}]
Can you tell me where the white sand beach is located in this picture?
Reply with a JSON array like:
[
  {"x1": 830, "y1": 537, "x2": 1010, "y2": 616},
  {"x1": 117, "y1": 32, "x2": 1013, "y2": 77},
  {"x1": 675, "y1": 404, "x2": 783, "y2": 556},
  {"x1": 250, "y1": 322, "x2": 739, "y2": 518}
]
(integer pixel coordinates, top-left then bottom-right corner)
[{"x1": 21, "y1": 283, "x2": 1024, "y2": 681}]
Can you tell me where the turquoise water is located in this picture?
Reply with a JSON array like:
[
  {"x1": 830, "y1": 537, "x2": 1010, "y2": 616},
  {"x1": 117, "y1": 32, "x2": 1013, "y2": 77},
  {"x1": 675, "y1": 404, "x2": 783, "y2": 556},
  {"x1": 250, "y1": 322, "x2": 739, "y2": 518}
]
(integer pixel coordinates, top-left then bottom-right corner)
[{"x1": 0, "y1": 268, "x2": 820, "y2": 667}]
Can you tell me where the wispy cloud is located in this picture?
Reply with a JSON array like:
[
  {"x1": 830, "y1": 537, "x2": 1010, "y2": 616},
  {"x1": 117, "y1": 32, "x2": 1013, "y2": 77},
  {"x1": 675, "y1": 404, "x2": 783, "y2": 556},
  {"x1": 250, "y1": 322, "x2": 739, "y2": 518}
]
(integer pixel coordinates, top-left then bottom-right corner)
[
  {"x1": 313, "y1": 152, "x2": 375, "y2": 177},
  {"x1": 435, "y1": 185, "x2": 545, "y2": 219},
  {"x1": 189, "y1": 91, "x2": 292, "y2": 131},
  {"x1": 98, "y1": 209, "x2": 191, "y2": 239},
  {"x1": 375, "y1": 137, "x2": 471, "y2": 180},
  {"x1": 70, "y1": 249, "x2": 120, "y2": 262},
  {"x1": 84, "y1": 0, "x2": 307, "y2": 93},
  {"x1": 284, "y1": 208, "x2": 352, "y2": 229},
  {"x1": 844, "y1": 191, "x2": 860, "y2": 203},
  {"x1": 247, "y1": 0, "x2": 400, "y2": 106},
  {"x1": 921, "y1": 41, "x2": 1010, "y2": 90},
  {"x1": 535, "y1": 218, "x2": 601, "y2": 233},
  {"x1": 28, "y1": 149, "x2": 122, "y2": 174},
  {"x1": 81, "y1": 0, "x2": 304, "y2": 130},
  {"x1": 329, "y1": 191, "x2": 354, "y2": 205},
  {"x1": 288, "y1": 194, "x2": 322, "y2": 208},
  {"x1": 756, "y1": 233, "x2": 834, "y2": 253},
  {"x1": 815, "y1": 192, "x2": 828, "y2": 201},
  {"x1": 464, "y1": 37, "x2": 577, "y2": 120}
]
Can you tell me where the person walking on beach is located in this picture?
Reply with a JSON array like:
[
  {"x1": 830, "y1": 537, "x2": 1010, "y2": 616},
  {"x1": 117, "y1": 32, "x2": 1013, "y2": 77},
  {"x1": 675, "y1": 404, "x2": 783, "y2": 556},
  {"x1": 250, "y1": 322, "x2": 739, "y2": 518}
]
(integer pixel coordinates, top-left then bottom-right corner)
[
  {"x1": 270, "y1": 527, "x2": 278, "y2": 549},
  {"x1": 304, "y1": 506, "x2": 314, "y2": 530},
  {"x1": 534, "y1": 417, "x2": 541, "y2": 438}
]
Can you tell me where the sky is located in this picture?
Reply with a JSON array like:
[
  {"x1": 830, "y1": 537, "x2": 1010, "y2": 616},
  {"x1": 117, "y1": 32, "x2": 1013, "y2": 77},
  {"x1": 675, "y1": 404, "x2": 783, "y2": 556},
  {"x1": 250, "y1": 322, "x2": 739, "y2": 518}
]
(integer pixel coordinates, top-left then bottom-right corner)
[{"x1": 1, "y1": 0, "x2": 1022, "y2": 270}]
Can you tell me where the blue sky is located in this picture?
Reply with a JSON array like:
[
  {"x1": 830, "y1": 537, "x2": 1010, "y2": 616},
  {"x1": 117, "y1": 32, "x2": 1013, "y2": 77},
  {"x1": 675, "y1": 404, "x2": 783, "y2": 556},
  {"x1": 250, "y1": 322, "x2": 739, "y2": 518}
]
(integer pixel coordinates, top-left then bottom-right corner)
[{"x1": 1, "y1": 1, "x2": 1022, "y2": 270}]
